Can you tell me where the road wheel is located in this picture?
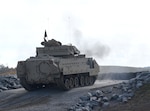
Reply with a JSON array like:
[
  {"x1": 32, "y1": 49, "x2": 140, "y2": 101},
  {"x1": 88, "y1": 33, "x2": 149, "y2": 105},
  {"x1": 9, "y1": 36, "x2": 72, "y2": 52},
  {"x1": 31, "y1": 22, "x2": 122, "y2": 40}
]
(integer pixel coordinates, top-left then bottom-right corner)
[
  {"x1": 69, "y1": 77, "x2": 74, "y2": 88},
  {"x1": 64, "y1": 78, "x2": 70, "y2": 90},
  {"x1": 74, "y1": 77, "x2": 79, "y2": 87},
  {"x1": 80, "y1": 76, "x2": 85, "y2": 87},
  {"x1": 85, "y1": 76, "x2": 90, "y2": 86},
  {"x1": 89, "y1": 76, "x2": 95, "y2": 85}
]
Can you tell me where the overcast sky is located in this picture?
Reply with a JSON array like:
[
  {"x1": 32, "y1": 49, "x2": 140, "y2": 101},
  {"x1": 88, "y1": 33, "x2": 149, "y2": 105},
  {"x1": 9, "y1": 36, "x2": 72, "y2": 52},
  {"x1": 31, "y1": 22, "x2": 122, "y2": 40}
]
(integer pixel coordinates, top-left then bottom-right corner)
[{"x1": 0, "y1": 0, "x2": 150, "y2": 67}]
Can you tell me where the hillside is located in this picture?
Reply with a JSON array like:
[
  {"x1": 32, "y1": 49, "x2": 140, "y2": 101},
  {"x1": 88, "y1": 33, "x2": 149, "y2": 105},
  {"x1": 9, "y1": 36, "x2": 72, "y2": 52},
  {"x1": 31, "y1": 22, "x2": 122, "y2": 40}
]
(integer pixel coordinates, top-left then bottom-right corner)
[{"x1": 100, "y1": 65, "x2": 145, "y2": 73}]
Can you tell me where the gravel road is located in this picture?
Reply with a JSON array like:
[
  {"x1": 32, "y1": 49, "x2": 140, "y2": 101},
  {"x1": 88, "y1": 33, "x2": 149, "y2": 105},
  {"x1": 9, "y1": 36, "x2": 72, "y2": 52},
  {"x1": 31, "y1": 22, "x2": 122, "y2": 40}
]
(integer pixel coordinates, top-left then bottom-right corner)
[{"x1": 0, "y1": 80, "x2": 122, "y2": 111}]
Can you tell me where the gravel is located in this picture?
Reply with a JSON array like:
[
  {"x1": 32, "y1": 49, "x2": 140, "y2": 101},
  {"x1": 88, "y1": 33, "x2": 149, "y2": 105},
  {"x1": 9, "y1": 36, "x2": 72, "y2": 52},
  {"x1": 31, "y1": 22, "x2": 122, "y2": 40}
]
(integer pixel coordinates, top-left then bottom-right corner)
[
  {"x1": 68, "y1": 71, "x2": 150, "y2": 111},
  {"x1": 0, "y1": 75, "x2": 22, "y2": 92}
]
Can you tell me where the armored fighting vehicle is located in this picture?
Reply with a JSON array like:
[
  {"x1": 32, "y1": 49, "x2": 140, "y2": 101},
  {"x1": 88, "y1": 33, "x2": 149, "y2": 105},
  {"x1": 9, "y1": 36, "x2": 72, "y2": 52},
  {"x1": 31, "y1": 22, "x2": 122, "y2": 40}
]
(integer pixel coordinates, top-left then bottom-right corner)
[{"x1": 17, "y1": 31, "x2": 99, "y2": 91}]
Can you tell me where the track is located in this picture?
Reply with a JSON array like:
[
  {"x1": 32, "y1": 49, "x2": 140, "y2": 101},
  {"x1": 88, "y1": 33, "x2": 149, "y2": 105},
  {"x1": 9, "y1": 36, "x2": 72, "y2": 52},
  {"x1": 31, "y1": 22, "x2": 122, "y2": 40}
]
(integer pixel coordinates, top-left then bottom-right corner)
[{"x1": 0, "y1": 80, "x2": 122, "y2": 111}]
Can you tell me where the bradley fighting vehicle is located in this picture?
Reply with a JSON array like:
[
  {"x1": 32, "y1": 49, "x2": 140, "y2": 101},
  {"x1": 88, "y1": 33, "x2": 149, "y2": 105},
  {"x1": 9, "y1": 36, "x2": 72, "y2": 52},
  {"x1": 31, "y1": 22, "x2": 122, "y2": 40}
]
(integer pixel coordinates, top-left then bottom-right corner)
[{"x1": 17, "y1": 31, "x2": 99, "y2": 91}]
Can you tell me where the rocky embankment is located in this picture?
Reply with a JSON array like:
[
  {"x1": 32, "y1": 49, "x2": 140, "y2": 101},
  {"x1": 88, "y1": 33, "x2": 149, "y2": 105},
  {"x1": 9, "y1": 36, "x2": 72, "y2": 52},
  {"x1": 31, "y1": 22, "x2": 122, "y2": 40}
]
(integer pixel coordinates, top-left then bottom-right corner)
[
  {"x1": 69, "y1": 71, "x2": 150, "y2": 111},
  {"x1": 0, "y1": 75, "x2": 22, "y2": 92}
]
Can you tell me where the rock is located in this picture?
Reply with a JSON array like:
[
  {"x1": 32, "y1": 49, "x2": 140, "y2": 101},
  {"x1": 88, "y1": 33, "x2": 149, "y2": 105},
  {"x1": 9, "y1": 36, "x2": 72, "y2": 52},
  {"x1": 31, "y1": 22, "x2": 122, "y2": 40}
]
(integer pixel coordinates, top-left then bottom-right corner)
[
  {"x1": 122, "y1": 87, "x2": 128, "y2": 92},
  {"x1": 89, "y1": 100, "x2": 99, "y2": 107},
  {"x1": 90, "y1": 96, "x2": 97, "y2": 101},
  {"x1": 0, "y1": 86, "x2": 8, "y2": 90},
  {"x1": 136, "y1": 81, "x2": 143, "y2": 89},
  {"x1": 75, "y1": 108, "x2": 83, "y2": 111},
  {"x1": 12, "y1": 85, "x2": 22, "y2": 89},
  {"x1": 68, "y1": 106, "x2": 75, "y2": 111},
  {"x1": 91, "y1": 90, "x2": 104, "y2": 97},
  {"x1": 113, "y1": 85, "x2": 120, "y2": 89},
  {"x1": 117, "y1": 95, "x2": 123, "y2": 102},
  {"x1": 122, "y1": 97, "x2": 128, "y2": 103},
  {"x1": 122, "y1": 81, "x2": 129, "y2": 85},
  {"x1": 87, "y1": 92, "x2": 92, "y2": 97},
  {"x1": 129, "y1": 78, "x2": 136, "y2": 84},
  {"x1": 110, "y1": 94, "x2": 119, "y2": 101},
  {"x1": 82, "y1": 106, "x2": 91, "y2": 111},
  {"x1": 102, "y1": 97, "x2": 109, "y2": 102},
  {"x1": 80, "y1": 96, "x2": 90, "y2": 101},
  {"x1": 78, "y1": 100, "x2": 88, "y2": 107},
  {"x1": 86, "y1": 102, "x2": 94, "y2": 109},
  {"x1": 96, "y1": 98, "x2": 102, "y2": 102},
  {"x1": 102, "y1": 102, "x2": 109, "y2": 107},
  {"x1": 127, "y1": 92, "x2": 134, "y2": 97},
  {"x1": 127, "y1": 89, "x2": 132, "y2": 93},
  {"x1": 136, "y1": 71, "x2": 150, "y2": 81},
  {"x1": 144, "y1": 76, "x2": 150, "y2": 83},
  {"x1": 96, "y1": 90, "x2": 103, "y2": 97},
  {"x1": 0, "y1": 75, "x2": 22, "y2": 92},
  {"x1": 128, "y1": 97, "x2": 132, "y2": 100},
  {"x1": 104, "y1": 87, "x2": 113, "y2": 94}
]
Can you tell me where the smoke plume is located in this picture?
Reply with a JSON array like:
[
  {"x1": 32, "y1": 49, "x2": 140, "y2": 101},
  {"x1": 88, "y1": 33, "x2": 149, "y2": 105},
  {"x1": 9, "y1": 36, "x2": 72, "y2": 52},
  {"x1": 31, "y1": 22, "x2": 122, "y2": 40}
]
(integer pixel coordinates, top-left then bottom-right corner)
[
  {"x1": 73, "y1": 29, "x2": 110, "y2": 58},
  {"x1": 64, "y1": 15, "x2": 110, "y2": 58}
]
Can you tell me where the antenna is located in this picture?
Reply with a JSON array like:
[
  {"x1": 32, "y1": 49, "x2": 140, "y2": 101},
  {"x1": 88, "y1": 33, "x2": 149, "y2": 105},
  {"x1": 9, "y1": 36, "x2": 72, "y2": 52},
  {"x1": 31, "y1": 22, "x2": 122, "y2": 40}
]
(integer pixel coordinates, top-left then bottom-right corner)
[
  {"x1": 44, "y1": 30, "x2": 48, "y2": 42},
  {"x1": 44, "y1": 30, "x2": 47, "y2": 37}
]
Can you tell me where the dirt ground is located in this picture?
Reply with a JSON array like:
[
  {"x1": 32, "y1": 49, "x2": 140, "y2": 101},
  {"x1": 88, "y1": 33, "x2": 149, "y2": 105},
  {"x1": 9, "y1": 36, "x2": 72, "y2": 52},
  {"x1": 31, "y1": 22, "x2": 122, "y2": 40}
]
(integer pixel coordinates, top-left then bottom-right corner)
[{"x1": 103, "y1": 84, "x2": 150, "y2": 111}]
